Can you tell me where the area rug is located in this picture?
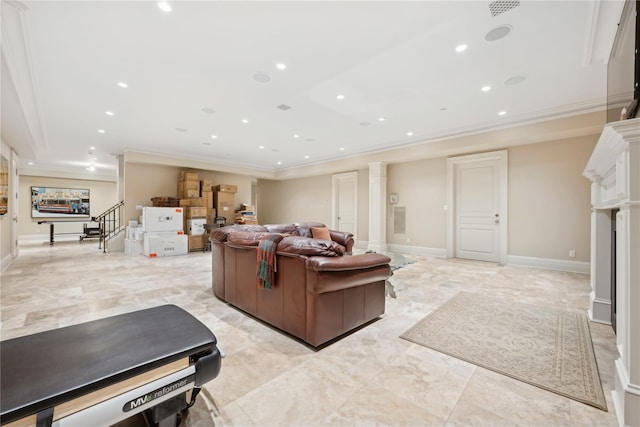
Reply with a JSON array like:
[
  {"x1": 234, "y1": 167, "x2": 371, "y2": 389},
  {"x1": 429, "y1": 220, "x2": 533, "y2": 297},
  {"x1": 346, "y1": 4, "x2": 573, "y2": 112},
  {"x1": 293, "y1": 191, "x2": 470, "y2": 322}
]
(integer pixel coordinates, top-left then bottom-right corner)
[{"x1": 400, "y1": 292, "x2": 607, "y2": 410}]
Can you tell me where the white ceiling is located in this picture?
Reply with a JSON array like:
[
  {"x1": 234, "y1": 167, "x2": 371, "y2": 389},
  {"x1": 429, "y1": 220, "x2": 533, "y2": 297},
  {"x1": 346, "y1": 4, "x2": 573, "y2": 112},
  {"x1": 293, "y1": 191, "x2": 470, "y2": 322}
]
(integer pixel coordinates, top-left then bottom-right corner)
[{"x1": 1, "y1": 1, "x2": 626, "y2": 180}]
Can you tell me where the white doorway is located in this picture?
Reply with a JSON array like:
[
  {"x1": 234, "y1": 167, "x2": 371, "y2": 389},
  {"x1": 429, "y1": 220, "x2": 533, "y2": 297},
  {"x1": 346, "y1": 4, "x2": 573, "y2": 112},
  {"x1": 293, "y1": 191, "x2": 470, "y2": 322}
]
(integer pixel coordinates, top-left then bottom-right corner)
[
  {"x1": 332, "y1": 171, "x2": 358, "y2": 239},
  {"x1": 447, "y1": 150, "x2": 507, "y2": 264}
]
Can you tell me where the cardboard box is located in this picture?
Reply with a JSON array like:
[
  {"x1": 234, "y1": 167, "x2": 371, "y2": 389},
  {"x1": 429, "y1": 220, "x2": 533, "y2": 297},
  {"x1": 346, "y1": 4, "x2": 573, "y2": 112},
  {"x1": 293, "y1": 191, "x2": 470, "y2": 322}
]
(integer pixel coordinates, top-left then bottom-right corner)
[
  {"x1": 186, "y1": 218, "x2": 206, "y2": 235},
  {"x1": 185, "y1": 206, "x2": 207, "y2": 218},
  {"x1": 200, "y1": 180, "x2": 213, "y2": 192},
  {"x1": 214, "y1": 192, "x2": 234, "y2": 221},
  {"x1": 141, "y1": 207, "x2": 184, "y2": 233},
  {"x1": 178, "y1": 180, "x2": 200, "y2": 192},
  {"x1": 188, "y1": 234, "x2": 205, "y2": 251},
  {"x1": 215, "y1": 184, "x2": 237, "y2": 193},
  {"x1": 177, "y1": 189, "x2": 199, "y2": 199},
  {"x1": 179, "y1": 199, "x2": 191, "y2": 207},
  {"x1": 143, "y1": 233, "x2": 188, "y2": 257},
  {"x1": 187, "y1": 197, "x2": 204, "y2": 207},
  {"x1": 201, "y1": 191, "x2": 213, "y2": 208},
  {"x1": 180, "y1": 172, "x2": 199, "y2": 181},
  {"x1": 206, "y1": 208, "x2": 217, "y2": 224}
]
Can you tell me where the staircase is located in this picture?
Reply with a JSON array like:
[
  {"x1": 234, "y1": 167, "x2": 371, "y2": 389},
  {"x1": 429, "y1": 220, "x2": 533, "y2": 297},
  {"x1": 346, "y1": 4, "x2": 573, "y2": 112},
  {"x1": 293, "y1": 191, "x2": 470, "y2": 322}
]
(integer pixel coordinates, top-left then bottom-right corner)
[{"x1": 93, "y1": 200, "x2": 125, "y2": 253}]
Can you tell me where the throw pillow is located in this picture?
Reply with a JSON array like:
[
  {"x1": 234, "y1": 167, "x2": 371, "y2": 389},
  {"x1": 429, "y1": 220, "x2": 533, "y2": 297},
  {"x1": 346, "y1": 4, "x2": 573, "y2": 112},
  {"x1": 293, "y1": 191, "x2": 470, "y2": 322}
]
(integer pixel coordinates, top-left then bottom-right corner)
[{"x1": 311, "y1": 226, "x2": 331, "y2": 241}]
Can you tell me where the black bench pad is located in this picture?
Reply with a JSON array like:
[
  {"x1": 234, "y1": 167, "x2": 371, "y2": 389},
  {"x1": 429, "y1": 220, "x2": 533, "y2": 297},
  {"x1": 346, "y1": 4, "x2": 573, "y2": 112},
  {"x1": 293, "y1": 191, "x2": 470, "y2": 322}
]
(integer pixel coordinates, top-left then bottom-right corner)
[{"x1": 0, "y1": 305, "x2": 217, "y2": 424}]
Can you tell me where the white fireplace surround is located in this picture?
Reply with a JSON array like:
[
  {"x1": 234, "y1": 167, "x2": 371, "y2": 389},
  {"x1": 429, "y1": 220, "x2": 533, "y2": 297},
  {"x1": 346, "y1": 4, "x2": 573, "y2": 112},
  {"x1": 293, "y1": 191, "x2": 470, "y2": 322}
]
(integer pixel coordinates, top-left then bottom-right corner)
[{"x1": 583, "y1": 118, "x2": 639, "y2": 427}]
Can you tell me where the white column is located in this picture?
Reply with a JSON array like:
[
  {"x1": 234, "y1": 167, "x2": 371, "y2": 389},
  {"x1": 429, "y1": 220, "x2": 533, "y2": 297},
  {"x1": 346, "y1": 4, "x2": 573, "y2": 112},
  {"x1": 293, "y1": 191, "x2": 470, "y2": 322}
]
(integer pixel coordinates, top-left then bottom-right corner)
[
  {"x1": 117, "y1": 154, "x2": 125, "y2": 203},
  {"x1": 368, "y1": 162, "x2": 387, "y2": 252}
]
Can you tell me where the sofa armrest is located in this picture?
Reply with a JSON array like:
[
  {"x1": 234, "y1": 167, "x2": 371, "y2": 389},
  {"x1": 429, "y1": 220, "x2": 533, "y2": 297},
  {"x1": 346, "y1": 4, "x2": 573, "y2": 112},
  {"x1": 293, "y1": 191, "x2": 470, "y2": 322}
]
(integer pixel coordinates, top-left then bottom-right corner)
[
  {"x1": 306, "y1": 253, "x2": 390, "y2": 272},
  {"x1": 328, "y1": 230, "x2": 354, "y2": 253}
]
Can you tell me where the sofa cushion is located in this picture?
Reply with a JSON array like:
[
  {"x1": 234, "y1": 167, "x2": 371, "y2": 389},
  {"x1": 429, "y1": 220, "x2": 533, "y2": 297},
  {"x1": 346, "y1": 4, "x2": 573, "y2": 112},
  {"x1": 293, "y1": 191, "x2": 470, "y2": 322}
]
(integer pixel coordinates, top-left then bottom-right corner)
[
  {"x1": 311, "y1": 226, "x2": 331, "y2": 240},
  {"x1": 264, "y1": 224, "x2": 299, "y2": 235},
  {"x1": 227, "y1": 230, "x2": 270, "y2": 246},
  {"x1": 306, "y1": 253, "x2": 391, "y2": 271},
  {"x1": 277, "y1": 236, "x2": 345, "y2": 257},
  {"x1": 294, "y1": 222, "x2": 326, "y2": 238}
]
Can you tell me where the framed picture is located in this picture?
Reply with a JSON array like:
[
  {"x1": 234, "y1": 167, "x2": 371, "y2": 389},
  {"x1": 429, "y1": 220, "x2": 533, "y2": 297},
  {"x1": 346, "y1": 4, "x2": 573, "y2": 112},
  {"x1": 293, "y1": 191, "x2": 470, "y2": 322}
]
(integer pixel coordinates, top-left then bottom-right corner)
[{"x1": 31, "y1": 186, "x2": 90, "y2": 218}]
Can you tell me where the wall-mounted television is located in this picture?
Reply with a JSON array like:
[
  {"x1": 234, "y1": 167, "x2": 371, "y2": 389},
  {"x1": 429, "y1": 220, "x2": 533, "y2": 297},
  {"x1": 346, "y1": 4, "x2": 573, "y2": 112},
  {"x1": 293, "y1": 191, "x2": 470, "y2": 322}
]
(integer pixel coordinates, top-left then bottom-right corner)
[
  {"x1": 607, "y1": 0, "x2": 639, "y2": 122},
  {"x1": 31, "y1": 186, "x2": 90, "y2": 218}
]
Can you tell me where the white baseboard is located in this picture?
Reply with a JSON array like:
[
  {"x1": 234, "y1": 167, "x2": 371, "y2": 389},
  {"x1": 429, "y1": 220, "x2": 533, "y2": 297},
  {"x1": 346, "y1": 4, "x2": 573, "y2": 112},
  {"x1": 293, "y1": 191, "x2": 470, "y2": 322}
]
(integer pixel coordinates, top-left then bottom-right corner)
[
  {"x1": 386, "y1": 243, "x2": 447, "y2": 258},
  {"x1": 507, "y1": 255, "x2": 590, "y2": 274}
]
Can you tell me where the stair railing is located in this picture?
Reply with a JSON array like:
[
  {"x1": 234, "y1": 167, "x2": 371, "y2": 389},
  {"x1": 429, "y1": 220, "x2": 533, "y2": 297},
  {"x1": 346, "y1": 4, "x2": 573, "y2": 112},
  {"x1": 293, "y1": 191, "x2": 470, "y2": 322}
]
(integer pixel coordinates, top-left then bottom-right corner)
[{"x1": 93, "y1": 200, "x2": 125, "y2": 253}]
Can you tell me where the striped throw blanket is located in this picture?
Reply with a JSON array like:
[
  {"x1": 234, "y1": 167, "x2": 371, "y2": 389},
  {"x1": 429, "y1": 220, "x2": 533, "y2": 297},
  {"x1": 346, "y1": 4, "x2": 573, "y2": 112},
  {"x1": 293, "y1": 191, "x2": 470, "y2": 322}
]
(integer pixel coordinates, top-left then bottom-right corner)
[{"x1": 257, "y1": 234, "x2": 285, "y2": 289}]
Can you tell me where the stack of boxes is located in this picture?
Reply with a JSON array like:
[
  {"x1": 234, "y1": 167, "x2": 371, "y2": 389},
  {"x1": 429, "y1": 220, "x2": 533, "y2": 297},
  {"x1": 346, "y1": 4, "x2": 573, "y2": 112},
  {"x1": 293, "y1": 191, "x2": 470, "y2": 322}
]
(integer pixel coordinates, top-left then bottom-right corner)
[
  {"x1": 214, "y1": 184, "x2": 236, "y2": 224},
  {"x1": 141, "y1": 207, "x2": 188, "y2": 257},
  {"x1": 234, "y1": 203, "x2": 258, "y2": 225},
  {"x1": 184, "y1": 206, "x2": 207, "y2": 251},
  {"x1": 146, "y1": 172, "x2": 240, "y2": 251}
]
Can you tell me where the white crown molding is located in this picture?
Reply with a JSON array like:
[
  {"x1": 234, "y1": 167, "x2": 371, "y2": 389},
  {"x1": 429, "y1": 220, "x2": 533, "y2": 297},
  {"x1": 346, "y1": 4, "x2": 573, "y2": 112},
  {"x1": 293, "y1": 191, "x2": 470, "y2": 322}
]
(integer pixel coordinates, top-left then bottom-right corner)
[
  {"x1": 1, "y1": 1, "x2": 48, "y2": 157},
  {"x1": 123, "y1": 149, "x2": 277, "y2": 179},
  {"x1": 20, "y1": 165, "x2": 116, "y2": 182}
]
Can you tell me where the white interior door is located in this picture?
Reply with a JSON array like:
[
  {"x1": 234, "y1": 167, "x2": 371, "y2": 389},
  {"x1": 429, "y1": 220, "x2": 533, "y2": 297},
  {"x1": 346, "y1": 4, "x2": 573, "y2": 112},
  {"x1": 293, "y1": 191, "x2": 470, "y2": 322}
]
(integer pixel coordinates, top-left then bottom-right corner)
[
  {"x1": 448, "y1": 151, "x2": 507, "y2": 264},
  {"x1": 11, "y1": 151, "x2": 19, "y2": 257},
  {"x1": 332, "y1": 172, "x2": 357, "y2": 238}
]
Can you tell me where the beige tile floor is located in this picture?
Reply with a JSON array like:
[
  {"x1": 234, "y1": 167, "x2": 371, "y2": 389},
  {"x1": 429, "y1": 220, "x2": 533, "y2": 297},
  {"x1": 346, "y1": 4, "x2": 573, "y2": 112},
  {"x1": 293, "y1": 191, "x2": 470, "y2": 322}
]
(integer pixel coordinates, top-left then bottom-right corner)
[{"x1": 1, "y1": 240, "x2": 619, "y2": 426}]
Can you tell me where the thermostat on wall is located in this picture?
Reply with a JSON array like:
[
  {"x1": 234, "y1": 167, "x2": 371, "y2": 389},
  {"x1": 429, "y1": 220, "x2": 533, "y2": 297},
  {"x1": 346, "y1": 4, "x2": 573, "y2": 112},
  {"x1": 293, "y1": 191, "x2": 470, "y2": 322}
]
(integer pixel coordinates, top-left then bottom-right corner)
[{"x1": 390, "y1": 193, "x2": 399, "y2": 204}]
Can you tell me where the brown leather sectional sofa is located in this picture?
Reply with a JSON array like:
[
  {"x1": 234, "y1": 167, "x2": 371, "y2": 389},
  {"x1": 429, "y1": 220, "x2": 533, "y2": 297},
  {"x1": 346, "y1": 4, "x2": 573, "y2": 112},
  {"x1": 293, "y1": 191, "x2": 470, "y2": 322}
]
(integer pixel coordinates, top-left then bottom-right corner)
[{"x1": 210, "y1": 222, "x2": 392, "y2": 347}]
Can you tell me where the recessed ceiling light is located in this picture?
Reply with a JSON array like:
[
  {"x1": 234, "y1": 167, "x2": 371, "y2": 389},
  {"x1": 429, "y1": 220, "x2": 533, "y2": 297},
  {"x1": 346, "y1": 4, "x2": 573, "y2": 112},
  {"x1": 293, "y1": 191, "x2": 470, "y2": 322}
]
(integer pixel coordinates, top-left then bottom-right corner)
[
  {"x1": 498, "y1": 111, "x2": 507, "y2": 116},
  {"x1": 105, "y1": 111, "x2": 114, "y2": 116},
  {"x1": 293, "y1": 134, "x2": 300, "y2": 138},
  {"x1": 259, "y1": 145, "x2": 265, "y2": 149},
  {"x1": 277, "y1": 161, "x2": 282, "y2": 165},
  {"x1": 117, "y1": 82, "x2": 128, "y2": 88},
  {"x1": 211, "y1": 135, "x2": 217, "y2": 139},
  {"x1": 157, "y1": 2, "x2": 172, "y2": 12},
  {"x1": 276, "y1": 63, "x2": 287, "y2": 70},
  {"x1": 378, "y1": 117, "x2": 386, "y2": 122},
  {"x1": 504, "y1": 75, "x2": 527, "y2": 86},
  {"x1": 89, "y1": 146, "x2": 96, "y2": 150},
  {"x1": 407, "y1": 132, "x2": 413, "y2": 136},
  {"x1": 339, "y1": 147, "x2": 345, "y2": 151},
  {"x1": 27, "y1": 162, "x2": 34, "y2": 166},
  {"x1": 485, "y1": 25, "x2": 513, "y2": 42},
  {"x1": 201, "y1": 107, "x2": 215, "y2": 114},
  {"x1": 304, "y1": 155, "x2": 309, "y2": 159},
  {"x1": 253, "y1": 72, "x2": 271, "y2": 83},
  {"x1": 481, "y1": 86, "x2": 491, "y2": 92},
  {"x1": 97, "y1": 129, "x2": 105, "y2": 134},
  {"x1": 336, "y1": 94, "x2": 345, "y2": 100},
  {"x1": 455, "y1": 44, "x2": 468, "y2": 52},
  {"x1": 241, "y1": 119, "x2": 249, "y2": 124},
  {"x1": 87, "y1": 165, "x2": 96, "y2": 172}
]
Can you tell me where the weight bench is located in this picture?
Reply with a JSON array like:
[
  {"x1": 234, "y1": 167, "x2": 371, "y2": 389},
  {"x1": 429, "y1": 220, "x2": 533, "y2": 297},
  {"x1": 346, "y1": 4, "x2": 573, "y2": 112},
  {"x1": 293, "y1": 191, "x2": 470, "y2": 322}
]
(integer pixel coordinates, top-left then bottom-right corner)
[{"x1": 0, "y1": 305, "x2": 222, "y2": 427}]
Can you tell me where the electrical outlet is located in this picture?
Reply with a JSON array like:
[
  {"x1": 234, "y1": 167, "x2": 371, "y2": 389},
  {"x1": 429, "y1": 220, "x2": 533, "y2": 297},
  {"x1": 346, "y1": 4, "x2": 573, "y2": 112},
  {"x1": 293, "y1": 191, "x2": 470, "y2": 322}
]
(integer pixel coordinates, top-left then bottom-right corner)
[
  {"x1": 569, "y1": 249, "x2": 576, "y2": 258},
  {"x1": 406, "y1": 237, "x2": 411, "y2": 243}
]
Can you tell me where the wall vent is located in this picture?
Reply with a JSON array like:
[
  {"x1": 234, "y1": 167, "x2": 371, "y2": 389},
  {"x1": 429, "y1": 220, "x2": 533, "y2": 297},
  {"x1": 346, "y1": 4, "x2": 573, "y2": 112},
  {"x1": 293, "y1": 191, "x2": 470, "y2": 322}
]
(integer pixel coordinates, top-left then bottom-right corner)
[
  {"x1": 488, "y1": 0, "x2": 520, "y2": 17},
  {"x1": 276, "y1": 104, "x2": 291, "y2": 111}
]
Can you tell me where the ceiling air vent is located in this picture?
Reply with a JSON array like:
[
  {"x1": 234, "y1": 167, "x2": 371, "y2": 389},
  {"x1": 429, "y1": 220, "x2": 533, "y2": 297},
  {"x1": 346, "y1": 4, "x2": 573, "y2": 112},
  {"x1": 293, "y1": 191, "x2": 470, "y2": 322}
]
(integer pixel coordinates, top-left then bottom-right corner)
[
  {"x1": 276, "y1": 104, "x2": 291, "y2": 111},
  {"x1": 488, "y1": 0, "x2": 520, "y2": 17}
]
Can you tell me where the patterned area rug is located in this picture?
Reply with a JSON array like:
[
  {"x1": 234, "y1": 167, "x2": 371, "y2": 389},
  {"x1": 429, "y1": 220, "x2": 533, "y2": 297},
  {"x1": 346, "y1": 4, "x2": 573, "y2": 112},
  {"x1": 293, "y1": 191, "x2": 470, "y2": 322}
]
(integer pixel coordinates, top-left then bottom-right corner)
[{"x1": 400, "y1": 292, "x2": 607, "y2": 410}]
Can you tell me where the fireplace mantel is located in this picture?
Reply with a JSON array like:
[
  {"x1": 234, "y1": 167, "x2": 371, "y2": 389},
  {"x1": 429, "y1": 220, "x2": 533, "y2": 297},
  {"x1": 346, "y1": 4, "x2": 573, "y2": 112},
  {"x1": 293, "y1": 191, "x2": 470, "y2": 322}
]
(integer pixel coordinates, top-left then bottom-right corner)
[{"x1": 583, "y1": 117, "x2": 639, "y2": 427}]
